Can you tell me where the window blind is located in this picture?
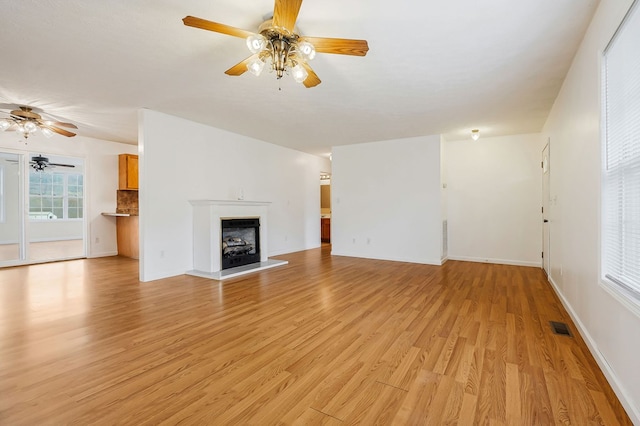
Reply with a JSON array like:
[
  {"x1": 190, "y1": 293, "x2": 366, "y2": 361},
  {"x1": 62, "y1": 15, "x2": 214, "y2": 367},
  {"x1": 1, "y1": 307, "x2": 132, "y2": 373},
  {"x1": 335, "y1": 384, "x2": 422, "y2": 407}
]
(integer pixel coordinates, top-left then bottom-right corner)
[{"x1": 602, "y1": 0, "x2": 640, "y2": 301}]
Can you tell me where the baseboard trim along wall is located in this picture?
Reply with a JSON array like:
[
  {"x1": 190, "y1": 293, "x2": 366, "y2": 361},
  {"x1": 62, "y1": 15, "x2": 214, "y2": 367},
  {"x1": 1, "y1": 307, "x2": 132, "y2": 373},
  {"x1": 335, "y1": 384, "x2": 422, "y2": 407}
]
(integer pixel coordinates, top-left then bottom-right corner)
[
  {"x1": 548, "y1": 276, "x2": 640, "y2": 425},
  {"x1": 88, "y1": 250, "x2": 118, "y2": 258},
  {"x1": 447, "y1": 255, "x2": 540, "y2": 268},
  {"x1": 330, "y1": 250, "x2": 444, "y2": 266}
]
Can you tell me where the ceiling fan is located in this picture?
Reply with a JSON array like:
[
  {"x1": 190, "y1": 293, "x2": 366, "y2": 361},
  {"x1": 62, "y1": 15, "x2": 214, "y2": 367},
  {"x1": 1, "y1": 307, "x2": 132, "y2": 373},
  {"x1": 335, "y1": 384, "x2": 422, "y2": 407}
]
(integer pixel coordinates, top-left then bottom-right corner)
[
  {"x1": 183, "y1": 0, "x2": 369, "y2": 88},
  {"x1": 5, "y1": 154, "x2": 76, "y2": 172},
  {"x1": 29, "y1": 155, "x2": 75, "y2": 172},
  {"x1": 0, "y1": 106, "x2": 77, "y2": 139}
]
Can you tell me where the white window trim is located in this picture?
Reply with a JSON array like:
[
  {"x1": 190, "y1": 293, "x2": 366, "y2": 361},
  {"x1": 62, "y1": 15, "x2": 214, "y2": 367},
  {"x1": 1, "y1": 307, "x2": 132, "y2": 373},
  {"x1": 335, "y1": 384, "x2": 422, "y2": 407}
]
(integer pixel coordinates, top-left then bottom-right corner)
[{"x1": 600, "y1": 0, "x2": 640, "y2": 318}]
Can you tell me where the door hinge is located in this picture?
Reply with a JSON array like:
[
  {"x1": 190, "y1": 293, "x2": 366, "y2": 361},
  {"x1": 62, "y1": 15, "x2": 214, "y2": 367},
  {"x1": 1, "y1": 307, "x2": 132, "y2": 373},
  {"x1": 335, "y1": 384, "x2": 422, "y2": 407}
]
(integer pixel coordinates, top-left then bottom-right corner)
[
  {"x1": 542, "y1": 251, "x2": 544, "y2": 258},
  {"x1": 541, "y1": 161, "x2": 544, "y2": 168},
  {"x1": 541, "y1": 206, "x2": 544, "y2": 213}
]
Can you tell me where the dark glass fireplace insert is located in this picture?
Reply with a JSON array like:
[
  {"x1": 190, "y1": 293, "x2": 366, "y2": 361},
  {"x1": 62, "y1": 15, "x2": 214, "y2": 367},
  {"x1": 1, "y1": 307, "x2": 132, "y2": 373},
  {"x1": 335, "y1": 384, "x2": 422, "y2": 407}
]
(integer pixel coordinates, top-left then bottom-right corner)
[{"x1": 221, "y1": 218, "x2": 260, "y2": 270}]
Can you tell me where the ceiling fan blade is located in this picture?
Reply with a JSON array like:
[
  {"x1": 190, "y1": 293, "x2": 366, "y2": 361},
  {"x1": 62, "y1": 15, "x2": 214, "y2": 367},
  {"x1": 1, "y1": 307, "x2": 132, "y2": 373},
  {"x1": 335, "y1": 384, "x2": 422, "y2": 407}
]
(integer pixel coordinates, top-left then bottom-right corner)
[
  {"x1": 10, "y1": 107, "x2": 40, "y2": 120},
  {"x1": 301, "y1": 36, "x2": 369, "y2": 56},
  {"x1": 225, "y1": 55, "x2": 258, "y2": 76},
  {"x1": 182, "y1": 16, "x2": 255, "y2": 39},
  {"x1": 38, "y1": 119, "x2": 78, "y2": 129},
  {"x1": 49, "y1": 163, "x2": 75, "y2": 168},
  {"x1": 42, "y1": 124, "x2": 76, "y2": 137},
  {"x1": 301, "y1": 63, "x2": 321, "y2": 88},
  {"x1": 272, "y1": 0, "x2": 303, "y2": 33}
]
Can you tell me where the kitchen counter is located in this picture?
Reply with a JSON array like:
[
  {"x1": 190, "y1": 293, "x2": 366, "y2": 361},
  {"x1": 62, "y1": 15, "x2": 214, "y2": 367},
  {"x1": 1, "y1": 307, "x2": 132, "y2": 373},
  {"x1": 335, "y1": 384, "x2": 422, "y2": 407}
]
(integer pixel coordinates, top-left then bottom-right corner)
[{"x1": 102, "y1": 213, "x2": 139, "y2": 259}]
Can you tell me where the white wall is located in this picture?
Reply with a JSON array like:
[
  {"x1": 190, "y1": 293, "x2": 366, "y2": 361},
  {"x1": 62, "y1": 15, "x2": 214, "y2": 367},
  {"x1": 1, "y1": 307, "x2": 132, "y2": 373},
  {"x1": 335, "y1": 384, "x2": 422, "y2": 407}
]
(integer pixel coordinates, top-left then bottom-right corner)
[
  {"x1": 446, "y1": 133, "x2": 543, "y2": 267},
  {"x1": 542, "y1": 0, "x2": 640, "y2": 421},
  {"x1": 0, "y1": 131, "x2": 137, "y2": 260},
  {"x1": 30, "y1": 221, "x2": 83, "y2": 242},
  {"x1": 331, "y1": 135, "x2": 444, "y2": 265},
  {"x1": 138, "y1": 109, "x2": 329, "y2": 282}
]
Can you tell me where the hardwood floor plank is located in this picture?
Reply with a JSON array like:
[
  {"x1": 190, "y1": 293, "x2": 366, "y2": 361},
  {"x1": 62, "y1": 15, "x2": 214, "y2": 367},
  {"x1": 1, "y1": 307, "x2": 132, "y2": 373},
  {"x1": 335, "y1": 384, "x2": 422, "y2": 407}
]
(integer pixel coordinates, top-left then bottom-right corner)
[{"x1": 0, "y1": 247, "x2": 632, "y2": 424}]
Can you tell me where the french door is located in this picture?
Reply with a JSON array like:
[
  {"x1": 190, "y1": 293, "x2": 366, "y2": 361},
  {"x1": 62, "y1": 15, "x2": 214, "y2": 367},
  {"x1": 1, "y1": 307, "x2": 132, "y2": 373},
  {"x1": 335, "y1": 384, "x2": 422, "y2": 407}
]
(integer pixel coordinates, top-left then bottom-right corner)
[{"x1": 0, "y1": 151, "x2": 86, "y2": 266}]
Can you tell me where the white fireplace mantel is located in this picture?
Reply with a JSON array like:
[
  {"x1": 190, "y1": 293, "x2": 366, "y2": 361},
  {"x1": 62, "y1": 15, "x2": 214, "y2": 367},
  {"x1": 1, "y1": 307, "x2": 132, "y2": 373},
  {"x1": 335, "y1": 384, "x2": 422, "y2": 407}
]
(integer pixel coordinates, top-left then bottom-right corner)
[{"x1": 186, "y1": 200, "x2": 287, "y2": 280}]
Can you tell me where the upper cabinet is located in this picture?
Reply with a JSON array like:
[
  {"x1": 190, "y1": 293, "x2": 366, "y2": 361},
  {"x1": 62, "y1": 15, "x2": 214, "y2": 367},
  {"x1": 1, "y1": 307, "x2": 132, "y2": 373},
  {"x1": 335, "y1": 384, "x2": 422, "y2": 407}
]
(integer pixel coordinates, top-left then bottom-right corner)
[{"x1": 119, "y1": 154, "x2": 138, "y2": 190}]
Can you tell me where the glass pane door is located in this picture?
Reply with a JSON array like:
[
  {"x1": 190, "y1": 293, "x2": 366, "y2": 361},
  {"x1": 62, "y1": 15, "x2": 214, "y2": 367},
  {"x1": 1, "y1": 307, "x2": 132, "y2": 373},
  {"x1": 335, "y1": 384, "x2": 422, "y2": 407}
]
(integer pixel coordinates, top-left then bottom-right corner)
[
  {"x1": 0, "y1": 152, "x2": 24, "y2": 264},
  {"x1": 28, "y1": 154, "x2": 85, "y2": 262}
]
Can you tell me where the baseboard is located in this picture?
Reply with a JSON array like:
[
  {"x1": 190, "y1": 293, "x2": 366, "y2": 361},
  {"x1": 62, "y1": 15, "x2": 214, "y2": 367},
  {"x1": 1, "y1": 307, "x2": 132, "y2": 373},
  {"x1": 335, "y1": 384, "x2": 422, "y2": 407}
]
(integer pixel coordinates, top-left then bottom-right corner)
[
  {"x1": 87, "y1": 251, "x2": 118, "y2": 258},
  {"x1": 30, "y1": 237, "x2": 83, "y2": 243},
  {"x1": 548, "y1": 276, "x2": 640, "y2": 424},
  {"x1": 330, "y1": 250, "x2": 443, "y2": 266},
  {"x1": 447, "y1": 255, "x2": 541, "y2": 268}
]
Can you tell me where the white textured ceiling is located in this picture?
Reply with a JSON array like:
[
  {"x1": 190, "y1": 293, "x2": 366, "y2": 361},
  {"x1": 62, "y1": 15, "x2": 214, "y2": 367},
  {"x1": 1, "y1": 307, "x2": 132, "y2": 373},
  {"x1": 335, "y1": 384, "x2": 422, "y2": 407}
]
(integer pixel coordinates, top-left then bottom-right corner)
[{"x1": 0, "y1": 0, "x2": 599, "y2": 156}]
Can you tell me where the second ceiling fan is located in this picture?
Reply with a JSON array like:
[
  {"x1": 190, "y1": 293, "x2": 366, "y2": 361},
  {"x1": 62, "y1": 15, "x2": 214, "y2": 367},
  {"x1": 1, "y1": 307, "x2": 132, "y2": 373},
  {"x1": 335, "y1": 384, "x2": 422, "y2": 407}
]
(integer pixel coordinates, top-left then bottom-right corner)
[{"x1": 183, "y1": 0, "x2": 369, "y2": 88}]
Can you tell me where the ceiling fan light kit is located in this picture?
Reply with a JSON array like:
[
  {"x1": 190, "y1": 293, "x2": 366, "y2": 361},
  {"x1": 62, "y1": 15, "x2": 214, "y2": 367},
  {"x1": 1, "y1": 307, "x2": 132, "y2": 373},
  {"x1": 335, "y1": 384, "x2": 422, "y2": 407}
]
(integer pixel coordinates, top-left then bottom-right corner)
[
  {"x1": 182, "y1": 0, "x2": 369, "y2": 88},
  {"x1": 0, "y1": 106, "x2": 77, "y2": 140}
]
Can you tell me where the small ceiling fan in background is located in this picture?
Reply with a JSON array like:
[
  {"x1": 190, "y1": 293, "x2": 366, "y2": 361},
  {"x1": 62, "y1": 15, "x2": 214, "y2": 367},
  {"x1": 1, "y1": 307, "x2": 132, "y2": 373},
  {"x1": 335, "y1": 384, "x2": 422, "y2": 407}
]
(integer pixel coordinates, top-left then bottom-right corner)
[
  {"x1": 0, "y1": 105, "x2": 77, "y2": 139},
  {"x1": 6, "y1": 154, "x2": 76, "y2": 172},
  {"x1": 29, "y1": 155, "x2": 75, "y2": 172},
  {"x1": 183, "y1": 0, "x2": 369, "y2": 87}
]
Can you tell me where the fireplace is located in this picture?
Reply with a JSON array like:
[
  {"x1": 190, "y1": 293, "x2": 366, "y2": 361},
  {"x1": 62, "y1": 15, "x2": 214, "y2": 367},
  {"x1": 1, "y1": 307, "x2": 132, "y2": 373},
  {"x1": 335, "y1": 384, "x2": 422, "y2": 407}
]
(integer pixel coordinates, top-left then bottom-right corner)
[
  {"x1": 221, "y1": 218, "x2": 260, "y2": 269},
  {"x1": 187, "y1": 200, "x2": 287, "y2": 280}
]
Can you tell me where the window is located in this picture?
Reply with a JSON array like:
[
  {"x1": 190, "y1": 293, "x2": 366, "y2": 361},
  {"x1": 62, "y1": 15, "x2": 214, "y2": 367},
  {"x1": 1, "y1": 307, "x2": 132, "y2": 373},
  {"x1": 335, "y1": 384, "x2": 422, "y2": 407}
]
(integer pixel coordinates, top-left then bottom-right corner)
[
  {"x1": 29, "y1": 170, "x2": 83, "y2": 220},
  {"x1": 602, "y1": 0, "x2": 640, "y2": 310}
]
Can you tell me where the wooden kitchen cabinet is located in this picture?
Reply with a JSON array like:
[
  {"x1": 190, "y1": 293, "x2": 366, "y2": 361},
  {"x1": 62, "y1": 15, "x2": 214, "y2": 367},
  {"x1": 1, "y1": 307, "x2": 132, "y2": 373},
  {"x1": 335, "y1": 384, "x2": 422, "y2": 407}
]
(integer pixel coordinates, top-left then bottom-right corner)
[
  {"x1": 119, "y1": 154, "x2": 138, "y2": 190},
  {"x1": 321, "y1": 218, "x2": 331, "y2": 243}
]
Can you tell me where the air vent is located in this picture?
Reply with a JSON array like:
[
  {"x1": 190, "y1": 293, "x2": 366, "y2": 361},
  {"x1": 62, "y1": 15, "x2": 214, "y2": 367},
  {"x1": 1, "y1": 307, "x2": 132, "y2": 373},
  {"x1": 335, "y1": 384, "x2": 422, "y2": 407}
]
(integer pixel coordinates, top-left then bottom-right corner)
[{"x1": 550, "y1": 321, "x2": 572, "y2": 337}]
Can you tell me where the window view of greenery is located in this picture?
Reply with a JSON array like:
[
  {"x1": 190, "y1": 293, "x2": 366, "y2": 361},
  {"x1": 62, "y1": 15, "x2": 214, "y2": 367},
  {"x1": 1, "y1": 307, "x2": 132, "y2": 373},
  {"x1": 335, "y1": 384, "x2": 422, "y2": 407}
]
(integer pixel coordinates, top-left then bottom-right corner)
[{"x1": 29, "y1": 171, "x2": 83, "y2": 220}]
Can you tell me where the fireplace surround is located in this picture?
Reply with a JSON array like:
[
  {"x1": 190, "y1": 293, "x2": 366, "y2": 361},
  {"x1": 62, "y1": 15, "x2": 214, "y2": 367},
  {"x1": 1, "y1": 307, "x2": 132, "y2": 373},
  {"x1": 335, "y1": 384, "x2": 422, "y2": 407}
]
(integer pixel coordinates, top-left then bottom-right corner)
[{"x1": 186, "y1": 200, "x2": 287, "y2": 280}]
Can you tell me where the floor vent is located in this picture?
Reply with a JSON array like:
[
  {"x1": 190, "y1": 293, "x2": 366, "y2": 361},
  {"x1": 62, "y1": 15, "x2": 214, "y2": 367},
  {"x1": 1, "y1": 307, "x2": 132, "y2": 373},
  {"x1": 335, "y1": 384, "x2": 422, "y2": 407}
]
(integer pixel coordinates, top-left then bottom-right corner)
[{"x1": 550, "y1": 321, "x2": 572, "y2": 337}]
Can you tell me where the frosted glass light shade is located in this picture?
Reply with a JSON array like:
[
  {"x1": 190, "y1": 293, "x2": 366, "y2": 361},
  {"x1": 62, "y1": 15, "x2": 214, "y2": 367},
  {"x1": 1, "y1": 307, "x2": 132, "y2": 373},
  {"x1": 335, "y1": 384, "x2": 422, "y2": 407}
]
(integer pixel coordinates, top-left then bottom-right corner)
[
  {"x1": 23, "y1": 121, "x2": 38, "y2": 133},
  {"x1": 0, "y1": 119, "x2": 11, "y2": 131},
  {"x1": 247, "y1": 57, "x2": 265, "y2": 76},
  {"x1": 291, "y1": 63, "x2": 308, "y2": 83},
  {"x1": 297, "y1": 41, "x2": 316, "y2": 61},
  {"x1": 471, "y1": 129, "x2": 480, "y2": 141},
  {"x1": 246, "y1": 35, "x2": 266, "y2": 53},
  {"x1": 41, "y1": 127, "x2": 54, "y2": 138}
]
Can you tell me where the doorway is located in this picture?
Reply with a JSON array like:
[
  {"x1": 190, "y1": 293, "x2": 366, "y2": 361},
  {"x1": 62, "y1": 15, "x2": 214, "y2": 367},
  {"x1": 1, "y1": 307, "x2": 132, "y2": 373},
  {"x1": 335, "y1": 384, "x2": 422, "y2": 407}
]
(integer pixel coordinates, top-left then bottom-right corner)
[
  {"x1": 542, "y1": 142, "x2": 550, "y2": 275},
  {"x1": 320, "y1": 173, "x2": 331, "y2": 243},
  {"x1": 0, "y1": 151, "x2": 24, "y2": 264},
  {"x1": 0, "y1": 152, "x2": 86, "y2": 267}
]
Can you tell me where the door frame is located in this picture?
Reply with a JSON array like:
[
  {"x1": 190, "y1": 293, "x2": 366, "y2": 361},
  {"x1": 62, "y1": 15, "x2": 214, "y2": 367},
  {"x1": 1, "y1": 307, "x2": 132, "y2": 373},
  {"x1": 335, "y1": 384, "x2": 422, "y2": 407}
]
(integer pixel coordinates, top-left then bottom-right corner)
[{"x1": 542, "y1": 141, "x2": 550, "y2": 275}]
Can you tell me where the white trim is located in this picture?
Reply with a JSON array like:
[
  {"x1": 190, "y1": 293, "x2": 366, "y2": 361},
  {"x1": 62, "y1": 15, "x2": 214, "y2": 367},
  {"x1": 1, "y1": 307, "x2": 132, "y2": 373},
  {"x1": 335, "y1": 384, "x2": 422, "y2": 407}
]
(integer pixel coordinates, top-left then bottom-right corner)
[
  {"x1": 600, "y1": 277, "x2": 640, "y2": 319},
  {"x1": 188, "y1": 200, "x2": 271, "y2": 207},
  {"x1": 330, "y1": 250, "x2": 444, "y2": 266},
  {"x1": 87, "y1": 250, "x2": 118, "y2": 258},
  {"x1": 547, "y1": 276, "x2": 640, "y2": 425},
  {"x1": 29, "y1": 236, "x2": 83, "y2": 243},
  {"x1": 447, "y1": 255, "x2": 541, "y2": 268}
]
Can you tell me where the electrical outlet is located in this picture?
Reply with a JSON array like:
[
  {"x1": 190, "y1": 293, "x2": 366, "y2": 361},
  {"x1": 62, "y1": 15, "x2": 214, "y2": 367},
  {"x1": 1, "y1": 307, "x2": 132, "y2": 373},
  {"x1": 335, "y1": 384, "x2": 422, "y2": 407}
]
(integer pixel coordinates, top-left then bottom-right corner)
[
  {"x1": 352, "y1": 238, "x2": 356, "y2": 244},
  {"x1": 160, "y1": 250, "x2": 165, "y2": 258},
  {"x1": 367, "y1": 237, "x2": 371, "y2": 245},
  {"x1": 95, "y1": 237, "x2": 100, "y2": 244}
]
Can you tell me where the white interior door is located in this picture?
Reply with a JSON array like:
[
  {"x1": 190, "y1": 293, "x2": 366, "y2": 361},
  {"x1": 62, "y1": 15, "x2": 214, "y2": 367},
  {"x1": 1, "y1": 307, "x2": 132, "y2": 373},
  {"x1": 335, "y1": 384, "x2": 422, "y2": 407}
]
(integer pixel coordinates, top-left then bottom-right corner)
[{"x1": 542, "y1": 143, "x2": 550, "y2": 275}]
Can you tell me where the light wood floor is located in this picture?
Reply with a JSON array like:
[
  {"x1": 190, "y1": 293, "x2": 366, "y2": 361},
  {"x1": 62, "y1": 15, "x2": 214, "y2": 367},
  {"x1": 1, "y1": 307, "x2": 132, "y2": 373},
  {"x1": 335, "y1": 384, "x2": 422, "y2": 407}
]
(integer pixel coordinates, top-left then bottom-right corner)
[
  {"x1": 0, "y1": 247, "x2": 631, "y2": 425},
  {"x1": 0, "y1": 239, "x2": 84, "y2": 263}
]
